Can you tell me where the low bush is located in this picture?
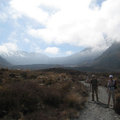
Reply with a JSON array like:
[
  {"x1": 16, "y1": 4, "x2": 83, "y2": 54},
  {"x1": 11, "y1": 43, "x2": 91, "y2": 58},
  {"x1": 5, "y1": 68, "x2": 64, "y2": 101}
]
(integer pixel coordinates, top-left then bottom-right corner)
[
  {"x1": 115, "y1": 93, "x2": 120, "y2": 114},
  {"x1": 25, "y1": 111, "x2": 57, "y2": 120},
  {"x1": 20, "y1": 72, "x2": 27, "y2": 79},
  {"x1": 0, "y1": 68, "x2": 88, "y2": 120},
  {"x1": 9, "y1": 73, "x2": 16, "y2": 78},
  {"x1": 42, "y1": 87, "x2": 64, "y2": 107},
  {"x1": 0, "y1": 81, "x2": 40, "y2": 117}
]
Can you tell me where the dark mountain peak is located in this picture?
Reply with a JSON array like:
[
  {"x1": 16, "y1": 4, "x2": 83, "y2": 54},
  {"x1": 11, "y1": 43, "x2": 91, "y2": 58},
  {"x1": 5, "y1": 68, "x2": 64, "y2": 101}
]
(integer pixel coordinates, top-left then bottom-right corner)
[
  {"x1": 0, "y1": 56, "x2": 11, "y2": 67},
  {"x1": 108, "y1": 41, "x2": 120, "y2": 51},
  {"x1": 92, "y1": 41, "x2": 120, "y2": 70},
  {"x1": 100, "y1": 41, "x2": 120, "y2": 57}
]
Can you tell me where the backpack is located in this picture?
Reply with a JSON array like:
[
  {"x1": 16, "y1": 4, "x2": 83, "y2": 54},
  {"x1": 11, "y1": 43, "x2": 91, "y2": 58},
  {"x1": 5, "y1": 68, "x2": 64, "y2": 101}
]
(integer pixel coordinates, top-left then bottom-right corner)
[
  {"x1": 108, "y1": 80, "x2": 117, "y2": 89},
  {"x1": 91, "y1": 79, "x2": 98, "y2": 87},
  {"x1": 114, "y1": 80, "x2": 117, "y2": 89}
]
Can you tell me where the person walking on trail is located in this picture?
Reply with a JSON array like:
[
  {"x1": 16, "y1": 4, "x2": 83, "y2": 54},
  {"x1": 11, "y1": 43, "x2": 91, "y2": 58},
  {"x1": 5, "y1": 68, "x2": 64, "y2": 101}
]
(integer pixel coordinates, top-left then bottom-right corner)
[
  {"x1": 107, "y1": 75, "x2": 116, "y2": 108},
  {"x1": 90, "y1": 74, "x2": 99, "y2": 102}
]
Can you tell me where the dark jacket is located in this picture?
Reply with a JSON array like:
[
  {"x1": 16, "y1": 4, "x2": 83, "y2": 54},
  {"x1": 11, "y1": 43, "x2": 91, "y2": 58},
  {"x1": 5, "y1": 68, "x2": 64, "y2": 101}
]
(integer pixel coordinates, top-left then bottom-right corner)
[{"x1": 91, "y1": 79, "x2": 98, "y2": 88}]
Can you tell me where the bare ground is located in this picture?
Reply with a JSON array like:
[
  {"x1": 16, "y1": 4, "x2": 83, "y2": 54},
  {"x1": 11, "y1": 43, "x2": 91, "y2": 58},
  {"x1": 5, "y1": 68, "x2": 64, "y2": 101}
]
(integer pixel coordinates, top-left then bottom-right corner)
[{"x1": 73, "y1": 82, "x2": 120, "y2": 120}]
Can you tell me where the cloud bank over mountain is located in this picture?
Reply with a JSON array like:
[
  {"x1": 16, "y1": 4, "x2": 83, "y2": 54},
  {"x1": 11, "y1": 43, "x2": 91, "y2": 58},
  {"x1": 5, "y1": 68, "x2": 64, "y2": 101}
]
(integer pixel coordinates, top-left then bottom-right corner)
[
  {"x1": 0, "y1": 0, "x2": 120, "y2": 57},
  {"x1": 10, "y1": 0, "x2": 120, "y2": 47}
]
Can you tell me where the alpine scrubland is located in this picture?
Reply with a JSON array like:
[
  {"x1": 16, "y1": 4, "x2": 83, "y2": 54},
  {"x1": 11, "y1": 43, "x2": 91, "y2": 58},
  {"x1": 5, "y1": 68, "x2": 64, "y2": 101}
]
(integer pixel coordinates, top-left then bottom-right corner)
[{"x1": 0, "y1": 68, "x2": 88, "y2": 120}]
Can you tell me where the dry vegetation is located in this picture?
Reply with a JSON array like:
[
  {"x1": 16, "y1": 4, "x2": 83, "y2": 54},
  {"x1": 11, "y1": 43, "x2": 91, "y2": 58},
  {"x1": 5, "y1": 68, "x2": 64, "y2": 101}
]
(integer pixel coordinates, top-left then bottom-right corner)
[{"x1": 0, "y1": 68, "x2": 88, "y2": 120}]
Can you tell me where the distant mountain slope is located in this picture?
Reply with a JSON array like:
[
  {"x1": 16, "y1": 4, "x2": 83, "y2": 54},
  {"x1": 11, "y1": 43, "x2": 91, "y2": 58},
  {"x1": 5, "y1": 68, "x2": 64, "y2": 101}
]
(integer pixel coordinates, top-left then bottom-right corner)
[
  {"x1": 92, "y1": 42, "x2": 120, "y2": 70},
  {"x1": 0, "y1": 48, "x2": 103, "y2": 66},
  {"x1": 1, "y1": 51, "x2": 49, "y2": 65},
  {"x1": 0, "y1": 56, "x2": 10, "y2": 67},
  {"x1": 9, "y1": 64, "x2": 63, "y2": 70},
  {"x1": 49, "y1": 47, "x2": 103, "y2": 65}
]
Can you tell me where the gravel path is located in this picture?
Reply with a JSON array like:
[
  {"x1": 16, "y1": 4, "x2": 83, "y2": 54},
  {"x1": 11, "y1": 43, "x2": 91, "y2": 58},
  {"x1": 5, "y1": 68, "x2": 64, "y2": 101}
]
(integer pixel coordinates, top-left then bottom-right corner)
[{"x1": 73, "y1": 82, "x2": 120, "y2": 120}]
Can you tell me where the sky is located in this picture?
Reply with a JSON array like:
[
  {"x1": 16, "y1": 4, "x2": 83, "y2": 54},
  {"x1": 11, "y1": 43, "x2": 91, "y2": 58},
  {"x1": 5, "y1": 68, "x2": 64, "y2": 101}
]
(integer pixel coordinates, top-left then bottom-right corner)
[{"x1": 0, "y1": 0, "x2": 120, "y2": 57}]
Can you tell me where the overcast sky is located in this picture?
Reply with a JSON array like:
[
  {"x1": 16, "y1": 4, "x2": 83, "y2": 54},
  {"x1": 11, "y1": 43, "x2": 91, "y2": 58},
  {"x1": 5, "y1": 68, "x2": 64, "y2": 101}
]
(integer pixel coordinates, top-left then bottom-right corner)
[{"x1": 0, "y1": 0, "x2": 120, "y2": 57}]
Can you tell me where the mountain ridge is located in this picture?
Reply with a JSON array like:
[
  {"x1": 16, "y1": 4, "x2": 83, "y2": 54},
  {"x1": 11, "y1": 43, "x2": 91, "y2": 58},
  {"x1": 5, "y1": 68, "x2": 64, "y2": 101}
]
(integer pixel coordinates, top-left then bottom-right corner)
[
  {"x1": 1, "y1": 42, "x2": 120, "y2": 72},
  {"x1": 0, "y1": 47, "x2": 103, "y2": 65},
  {"x1": 0, "y1": 56, "x2": 11, "y2": 67},
  {"x1": 92, "y1": 42, "x2": 120, "y2": 69}
]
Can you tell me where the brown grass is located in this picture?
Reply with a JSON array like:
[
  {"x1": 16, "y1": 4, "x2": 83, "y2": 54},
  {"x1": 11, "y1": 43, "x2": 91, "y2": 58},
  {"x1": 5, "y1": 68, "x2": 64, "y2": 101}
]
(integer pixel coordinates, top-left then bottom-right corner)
[{"x1": 0, "y1": 68, "x2": 88, "y2": 120}]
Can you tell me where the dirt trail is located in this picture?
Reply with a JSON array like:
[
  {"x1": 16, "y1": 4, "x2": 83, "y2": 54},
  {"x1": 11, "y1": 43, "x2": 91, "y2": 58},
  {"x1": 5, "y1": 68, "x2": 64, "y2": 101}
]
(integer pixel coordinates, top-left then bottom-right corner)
[{"x1": 74, "y1": 82, "x2": 120, "y2": 120}]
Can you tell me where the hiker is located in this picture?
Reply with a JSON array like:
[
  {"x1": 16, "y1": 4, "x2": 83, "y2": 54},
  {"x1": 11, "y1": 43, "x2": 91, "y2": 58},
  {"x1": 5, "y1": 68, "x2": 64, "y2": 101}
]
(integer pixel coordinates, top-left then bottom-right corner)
[
  {"x1": 90, "y1": 74, "x2": 99, "y2": 102},
  {"x1": 107, "y1": 75, "x2": 116, "y2": 108},
  {"x1": 85, "y1": 75, "x2": 89, "y2": 83}
]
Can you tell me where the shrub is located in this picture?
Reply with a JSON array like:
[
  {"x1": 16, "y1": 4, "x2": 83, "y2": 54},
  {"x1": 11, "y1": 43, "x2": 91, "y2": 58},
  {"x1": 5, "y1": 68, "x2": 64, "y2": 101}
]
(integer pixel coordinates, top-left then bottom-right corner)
[
  {"x1": 0, "y1": 81, "x2": 40, "y2": 117},
  {"x1": 9, "y1": 73, "x2": 16, "y2": 78},
  {"x1": 0, "y1": 68, "x2": 8, "y2": 72},
  {"x1": 29, "y1": 74, "x2": 37, "y2": 79},
  {"x1": 25, "y1": 112, "x2": 57, "y2": 120},
  {"x1": 0, "y1": 68, "x2": 88, "y2": 120},
  {"x1": 64, "y1": 92, "x2": 85, "y2": 110},
  {"x1": 3, "y1": 111, "x2": 21, "y2": 120},
  {"x1": 115, "y1": 94, "x2": 120, "y2": 114},
  {"x1": 41, "y1": 86, "x2": 64, "y2": 107},
  {"x1": 20, "y1": 72, "x2": 27, "y2": 79}
]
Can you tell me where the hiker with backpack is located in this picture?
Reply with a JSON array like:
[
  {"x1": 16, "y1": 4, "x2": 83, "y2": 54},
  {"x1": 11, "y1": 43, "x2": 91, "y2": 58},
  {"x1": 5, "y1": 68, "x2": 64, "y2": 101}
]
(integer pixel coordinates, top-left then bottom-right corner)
[
  {"x1": 90, "y1": 74, "x2": 99, "y2": 102},
  {"x1": 107, "y1": 75, "x2": 117, "y2": 108}
]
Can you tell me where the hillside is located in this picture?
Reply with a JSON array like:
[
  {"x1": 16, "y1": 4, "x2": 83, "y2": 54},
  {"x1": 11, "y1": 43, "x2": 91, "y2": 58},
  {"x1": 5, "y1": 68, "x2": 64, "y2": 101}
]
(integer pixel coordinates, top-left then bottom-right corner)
[
  {"x1": 2, "y1": 42, "x2": 120, "y2": 72},
  {"x1": 70, "y1": 42, "x2": 120, "y2": 72},
  {"x1": 9, "y1": 64, "x2": 63, "y2": 70},
  {"x1": 0, "y1": 51, "x2": 49, "y2": 65},
  {"x1": 92, "y1": 42, "x2": 120, "y2": 70},
  {"x1": 0, "y1": 48, "x2": 103, "y2": 66},
  {"x1": 0, "y1": 56, "x2": 10, "y2": 67}
]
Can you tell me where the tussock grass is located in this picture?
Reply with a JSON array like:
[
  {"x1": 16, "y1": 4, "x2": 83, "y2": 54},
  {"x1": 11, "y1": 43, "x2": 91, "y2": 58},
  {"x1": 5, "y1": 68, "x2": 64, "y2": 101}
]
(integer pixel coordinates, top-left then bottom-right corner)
[{"x1": 0, "y1": 68, "x2": 88, "y2": 120}]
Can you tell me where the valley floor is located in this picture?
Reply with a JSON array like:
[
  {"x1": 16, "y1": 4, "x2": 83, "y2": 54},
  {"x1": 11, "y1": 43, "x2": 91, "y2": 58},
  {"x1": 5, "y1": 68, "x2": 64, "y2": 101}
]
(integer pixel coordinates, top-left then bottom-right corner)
[{"x1": 74, "y1": 82, "x2": 120, "y2": 120}]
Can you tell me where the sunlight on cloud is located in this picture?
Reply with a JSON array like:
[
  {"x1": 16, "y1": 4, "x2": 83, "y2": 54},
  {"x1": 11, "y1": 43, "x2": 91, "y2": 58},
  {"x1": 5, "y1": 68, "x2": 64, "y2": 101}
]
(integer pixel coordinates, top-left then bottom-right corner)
[
  {"x1": 44, "y1": 47, "x2": 59, "y2": 55},
  {"x1": 0, "y1": 43, "x2": 18, "y2": 55},
  {"x1": 10, "y1": 0, "x2": 49, "y2": 24},
  {"x1": 9, "y1": 0, "x2": 120, "y2": 51},
  {"x1": 24, "y1": 38, "x2": 30, "y2": 43},
  {"x1": 66, "y1": 51, "x2": 73, "y2": 56}
]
